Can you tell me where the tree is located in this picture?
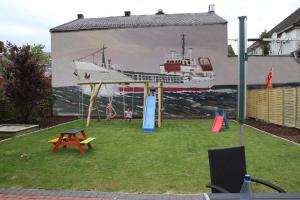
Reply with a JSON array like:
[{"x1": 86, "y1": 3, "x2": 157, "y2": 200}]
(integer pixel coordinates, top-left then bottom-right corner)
[
  {"x1": 31, "y1": 44, "x2": 50, "y2": 65},
  {"x1": 259, "y1": 30, "x2": 272, "y2": 55},
  {"x1": 0, "y1": 41, "x2": 4, "y2": 53},
  {"x1": 0, "y1": 43, "x2": 51, "y2": 123}
]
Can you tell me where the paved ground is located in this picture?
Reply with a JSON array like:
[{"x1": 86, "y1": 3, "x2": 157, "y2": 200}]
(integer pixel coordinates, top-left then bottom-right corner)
[{"x1": 0, "y1": 188, "x2": 203, "y2": 200}]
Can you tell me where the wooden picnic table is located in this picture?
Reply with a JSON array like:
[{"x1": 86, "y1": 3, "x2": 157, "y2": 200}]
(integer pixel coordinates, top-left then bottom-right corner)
[{"x1": 49, "y1": 128, "x2": 95, "y2": 155}]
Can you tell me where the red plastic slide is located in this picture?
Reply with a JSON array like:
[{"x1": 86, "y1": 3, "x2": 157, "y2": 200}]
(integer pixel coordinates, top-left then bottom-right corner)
[{"x1": 211, "y1": 116, "x2": 224, "y2": 133}]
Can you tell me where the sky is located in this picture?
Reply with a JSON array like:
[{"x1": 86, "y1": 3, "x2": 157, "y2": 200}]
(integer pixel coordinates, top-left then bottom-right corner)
[{"x1": 0, "y1": 0, "x2": 299, "y2": 52}]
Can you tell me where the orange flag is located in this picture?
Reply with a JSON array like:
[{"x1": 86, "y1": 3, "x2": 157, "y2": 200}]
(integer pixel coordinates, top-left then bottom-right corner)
[{"x1": 264, "y1": 68, "x2": 273, "y2": 89}]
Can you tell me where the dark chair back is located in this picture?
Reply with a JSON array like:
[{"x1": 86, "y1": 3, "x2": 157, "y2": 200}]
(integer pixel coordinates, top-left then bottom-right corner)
[{"x1": 208, "y1": 146, "x2": 247, "y2": 193}]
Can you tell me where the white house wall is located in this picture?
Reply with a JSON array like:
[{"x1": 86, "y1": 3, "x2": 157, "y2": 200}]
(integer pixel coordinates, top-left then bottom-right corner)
[
  {"x1": 270, "y1": 29, "x2": 299, "y2": 55},
  {"x1": 246, "y1": 56, "x2": 300, "y2": 84},
  {"x1": 296, "y1": 28, "x2": 300, "y2": 51},
  {"x1": 51, "y1": 25, "x2": 228, "y2": 87},
  {"x1": 283, "y1": 30, "x2": 296, "y2": 54},
  {"x1": 51, "y1": 25, "x2": 300, "y2": 87}
]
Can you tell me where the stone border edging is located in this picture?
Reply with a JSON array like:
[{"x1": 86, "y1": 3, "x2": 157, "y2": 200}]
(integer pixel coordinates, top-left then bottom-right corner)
[
  {"x1": 0, "y1": 188, "x2": 203, "y2": 200},
  {"x1": 243, "y1": 123, "x2": 300, "y2": 147}
]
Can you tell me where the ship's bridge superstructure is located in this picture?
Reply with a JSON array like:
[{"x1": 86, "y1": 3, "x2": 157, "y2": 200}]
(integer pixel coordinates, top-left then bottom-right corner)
[{"x1": 159, "y1": 49, "x2": 215, "y2": 82}]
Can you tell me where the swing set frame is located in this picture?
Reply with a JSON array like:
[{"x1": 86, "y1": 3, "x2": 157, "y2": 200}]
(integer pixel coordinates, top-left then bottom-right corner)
[{"x1": 78, "y1": 80, "x2": 163, "y2": 127}]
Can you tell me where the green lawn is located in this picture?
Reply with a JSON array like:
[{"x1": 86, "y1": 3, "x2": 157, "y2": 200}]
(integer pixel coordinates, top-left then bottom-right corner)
[{"x1": 0, "y1": 119, "x2": 299, "y2": 193}]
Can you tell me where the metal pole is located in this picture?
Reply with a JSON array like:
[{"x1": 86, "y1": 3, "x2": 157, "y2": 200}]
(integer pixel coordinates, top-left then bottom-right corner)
[
  {"x1": 81, "y1": 87, "x2": 83, "y2": 118},
  {"x1": 181, "y1": 34, "x2": 185, "y2": 59},
  {"x1": 239, "y1": 123, "x2": 244, "y2": 145},
  {"x1": 238, "y1": 16, "x2": 247, "y2": 146},
  {"x1": 78, "y1": 86, "x2": 81, "y2": 119}
]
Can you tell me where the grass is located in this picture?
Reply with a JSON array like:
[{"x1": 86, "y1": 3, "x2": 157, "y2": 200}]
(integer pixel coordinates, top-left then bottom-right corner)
[{"x1": 0, "y1": 119, "x2": 299, "y2": 193}]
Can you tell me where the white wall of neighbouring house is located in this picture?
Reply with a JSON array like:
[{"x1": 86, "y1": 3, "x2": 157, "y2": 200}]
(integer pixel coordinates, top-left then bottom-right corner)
[
  {"x1": 295, "y1": 28, "x2": 300, "y2": 51},
  {"x1": 270, "y1": 29, "x2": 300, "y2": 55},
  {"x1": 250, "y1": 47, "x2": 263, "y2": 55}
]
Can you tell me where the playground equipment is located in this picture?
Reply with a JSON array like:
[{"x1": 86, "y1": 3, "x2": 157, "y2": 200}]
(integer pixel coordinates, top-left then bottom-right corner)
[
  {"x1": 211, "y1": 111, "x2": 230, "y2": 133},
  {"x1": 142, "y1": 82, "x2": 163, "y2": 133},
  {"x1": 78, "y1": 80, "x2": 163, "y2": 128},
  {"x1": 142, "y1": 96, "x2": 156, "y2": 132},
  {"x1": 103, "y1": 84, "x2": 136, "y2": 120}
]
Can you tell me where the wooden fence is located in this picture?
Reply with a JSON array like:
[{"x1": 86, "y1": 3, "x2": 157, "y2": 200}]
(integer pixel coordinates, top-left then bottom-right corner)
[{"x1": 247, "y1": 87, "x2": 300, "y2": 129}]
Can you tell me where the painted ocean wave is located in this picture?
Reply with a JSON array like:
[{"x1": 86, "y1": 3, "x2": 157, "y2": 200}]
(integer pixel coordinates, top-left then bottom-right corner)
[{"x1": 53, "y1": 86, "x2": 238, "y2": 118}]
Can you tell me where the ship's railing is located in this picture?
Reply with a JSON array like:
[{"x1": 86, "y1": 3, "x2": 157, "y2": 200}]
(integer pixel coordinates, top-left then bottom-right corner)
[
  {"x1": 165, "y1": 52, "x2": 185, "y2": 60},
  {"x1": 123, "y1": 72, "x2": 183, "y2": 83},
  {"x1": 95, "y1": 62, "x2": 122, "y2": 70}
]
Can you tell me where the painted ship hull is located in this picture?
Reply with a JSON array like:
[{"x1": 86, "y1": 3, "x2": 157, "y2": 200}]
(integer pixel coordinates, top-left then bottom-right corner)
[
  {"x1": 118, "y1": 80, "x2": 215, "y2": 93},
  {"x1": 74, "y1": 61, "x2": 215, "y2": 94},
  {"x1": 120, "y1": 87, "x2": 210, "y2": 93},
  {"x1": 118, "y1": 70, "x2": 215, "y2": 92}
]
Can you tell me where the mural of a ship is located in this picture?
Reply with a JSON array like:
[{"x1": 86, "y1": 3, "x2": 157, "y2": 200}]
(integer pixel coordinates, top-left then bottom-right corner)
[{"x1": 74, "y1": 34, "x2": 216, "y2": 93}]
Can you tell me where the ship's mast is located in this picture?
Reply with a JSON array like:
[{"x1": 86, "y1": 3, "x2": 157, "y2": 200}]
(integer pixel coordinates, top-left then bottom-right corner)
[
  {"x1": 181, "y1": 34, "x2": 185, "y2": 59},
  {"x1": 101, "y1": 44, "x2": 107, "y2": 68}
]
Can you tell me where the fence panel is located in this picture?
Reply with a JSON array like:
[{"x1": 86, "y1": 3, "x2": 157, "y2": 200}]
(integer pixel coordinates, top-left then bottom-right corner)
[
  {"x1": 247, "y1": 87, "x2": 299, "y2": 129},
  {"x1": 247, "y1": 90, "x2": 257, "y2": 118},
  {"x1": 268, "y1": 88, "x2": 283, "y2": 125},
  {"x1": 256, "y1": 90, "x2": 269, "y2": 121},
  {"x1": 296, "y1": 87, "x2": 300, "y2": 129},
  {"x1": 283, "y1": 88, "x2": 297, "y2": 127}
]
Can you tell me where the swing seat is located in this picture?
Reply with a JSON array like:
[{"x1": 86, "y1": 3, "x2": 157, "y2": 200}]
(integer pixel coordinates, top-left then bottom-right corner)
[
  {"x1": 111, "y1": 114, "x2": 133, "y2": 119},
  {"x1": 111, "y1": 114, "x2": 125, "y2": 119}
]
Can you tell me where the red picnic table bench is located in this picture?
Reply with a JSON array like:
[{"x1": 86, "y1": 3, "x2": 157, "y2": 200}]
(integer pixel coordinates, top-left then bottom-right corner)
[{"x1": 48, "y1": 128, "x2": 95, "y2": 155}]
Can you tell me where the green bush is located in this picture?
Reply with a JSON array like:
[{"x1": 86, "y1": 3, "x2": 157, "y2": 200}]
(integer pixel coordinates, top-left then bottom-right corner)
[
  {"x1": 0, "y1": 91, "x2": 16, "y2": 122},
  {"x1": 35, "y1": 94, "x2": 56, "y2": 120}
]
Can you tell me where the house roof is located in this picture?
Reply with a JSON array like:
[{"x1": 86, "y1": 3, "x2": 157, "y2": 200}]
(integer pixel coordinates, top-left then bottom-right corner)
[
  {"x1": 50, "y1": 12, "x2": 227, "y2": 33},
  {"x1": 227, "y1": 45, "x2": 235, "y2": 56},
  {"x1": 247, "y1": 7, "x2": 300, "y2": 52},
  {"x1": 269, "y1": 7, "x2": 300, "y2": 34}
]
